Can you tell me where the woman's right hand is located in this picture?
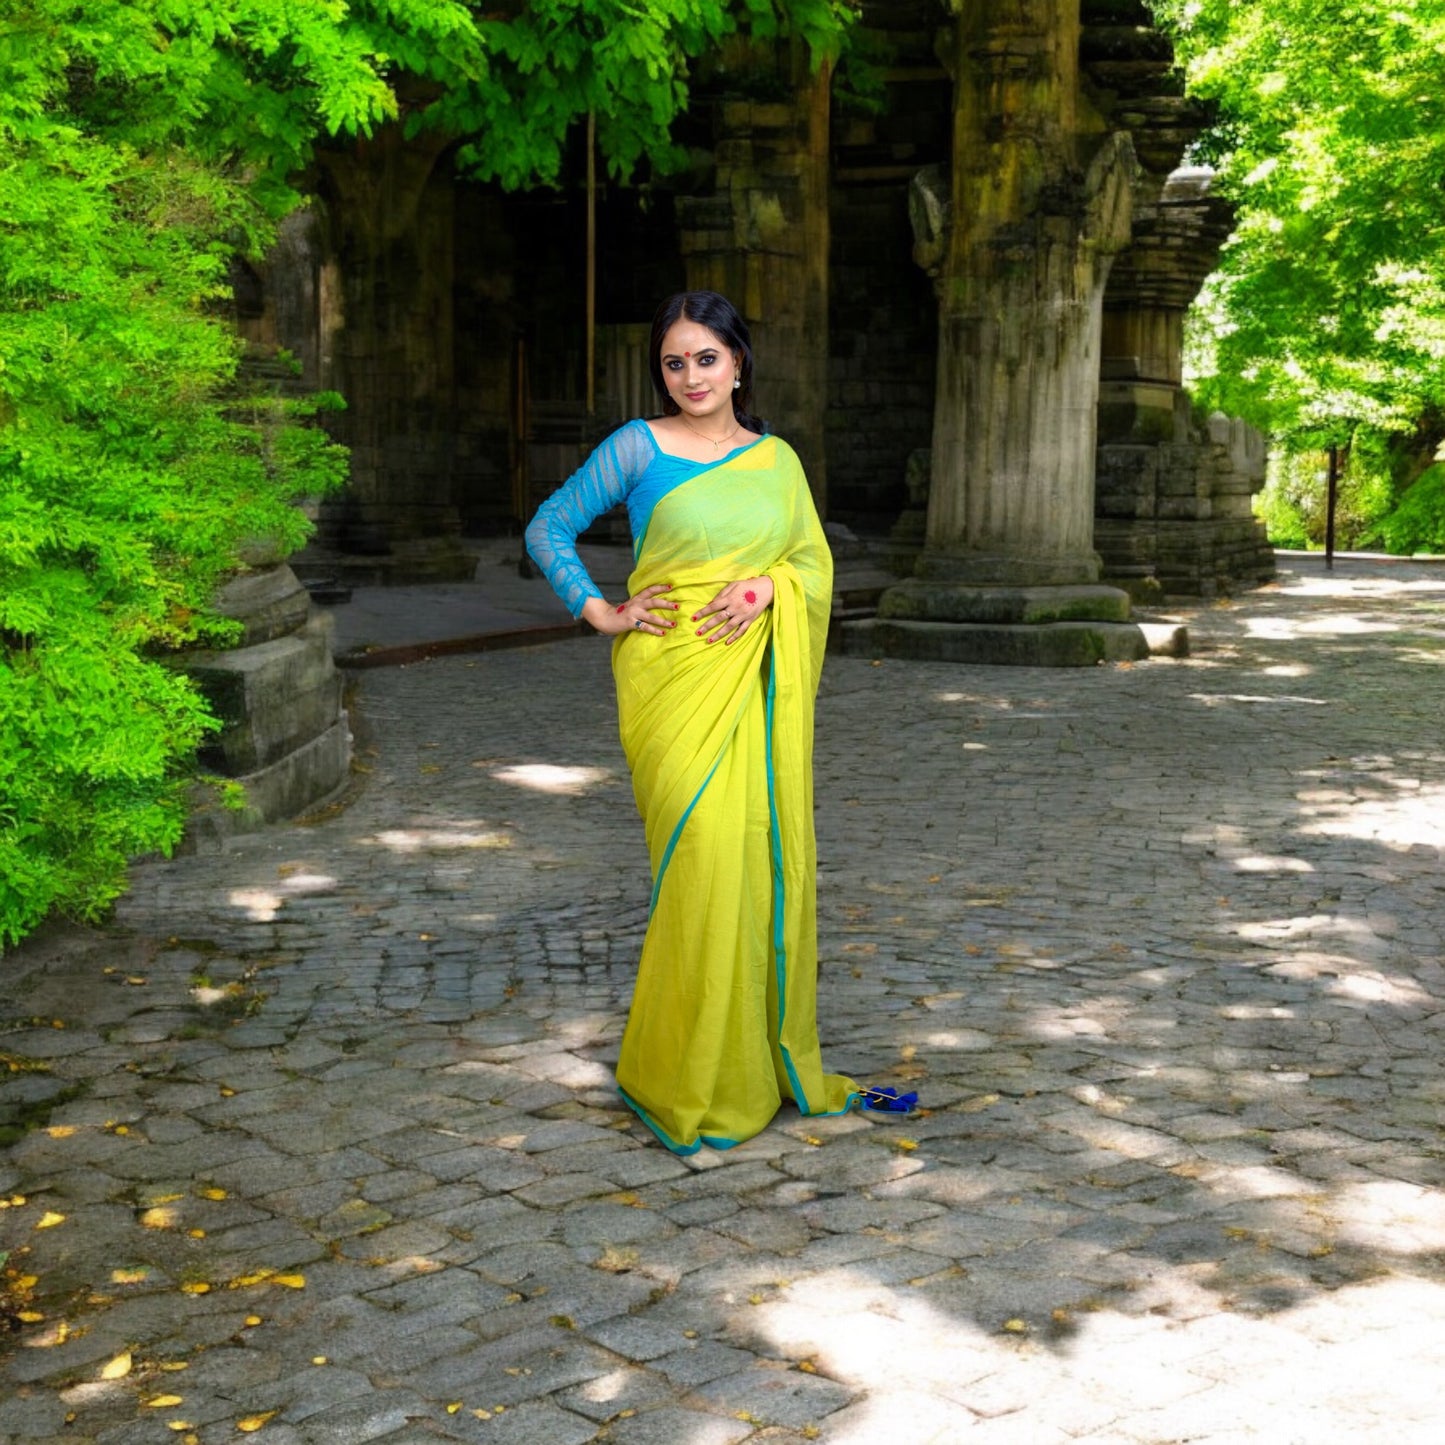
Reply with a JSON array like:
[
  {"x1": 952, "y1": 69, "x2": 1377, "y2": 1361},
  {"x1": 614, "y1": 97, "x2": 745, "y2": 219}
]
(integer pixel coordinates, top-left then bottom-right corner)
[{"x1": 581, "y1": 585, "x2": 679, "y2": 636}]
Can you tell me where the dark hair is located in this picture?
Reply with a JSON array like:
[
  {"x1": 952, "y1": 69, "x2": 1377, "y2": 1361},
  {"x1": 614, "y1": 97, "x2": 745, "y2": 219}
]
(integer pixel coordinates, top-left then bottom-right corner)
[{"x1": 647, "y1": 291, "x2": 767, "y2": 435}]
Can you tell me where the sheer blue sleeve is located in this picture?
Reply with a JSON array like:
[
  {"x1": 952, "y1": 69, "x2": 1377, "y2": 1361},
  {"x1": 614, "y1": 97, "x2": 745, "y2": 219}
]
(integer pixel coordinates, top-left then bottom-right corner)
[{"x1": 525, "y1": 420, "x2": 654, "y2": 618}]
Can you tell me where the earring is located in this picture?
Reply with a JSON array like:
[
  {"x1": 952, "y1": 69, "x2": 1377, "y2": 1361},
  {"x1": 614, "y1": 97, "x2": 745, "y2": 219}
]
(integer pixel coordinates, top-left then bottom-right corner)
[{"x1": 733, "y1": 379, "x2": 741, "y2": 390}]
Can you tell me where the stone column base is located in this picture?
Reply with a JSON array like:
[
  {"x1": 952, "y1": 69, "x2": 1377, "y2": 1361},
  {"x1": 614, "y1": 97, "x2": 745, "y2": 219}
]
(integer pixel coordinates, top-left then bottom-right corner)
[
  {"x1": 879, "y1": 580, "x2": 1134, "y2": 625},
  {"x1": 840, "y1": 617, "x2": 1168, "y2": 666},
  {"x1": 183, "y1": 719, "x2": 353, "y2": 854}
]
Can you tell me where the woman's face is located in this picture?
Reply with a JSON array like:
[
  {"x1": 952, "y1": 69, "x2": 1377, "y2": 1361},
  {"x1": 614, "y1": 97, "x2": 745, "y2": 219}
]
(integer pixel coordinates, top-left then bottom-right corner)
[{"x1": 658, "y1": 318, "x2": 740, "y2": 423}]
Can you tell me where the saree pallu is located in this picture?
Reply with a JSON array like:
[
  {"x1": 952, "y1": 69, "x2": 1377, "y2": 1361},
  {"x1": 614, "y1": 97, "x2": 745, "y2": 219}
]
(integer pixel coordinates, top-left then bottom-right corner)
[{"x1": 612, "y1": 436, "x2": 859, "y2": 1153}]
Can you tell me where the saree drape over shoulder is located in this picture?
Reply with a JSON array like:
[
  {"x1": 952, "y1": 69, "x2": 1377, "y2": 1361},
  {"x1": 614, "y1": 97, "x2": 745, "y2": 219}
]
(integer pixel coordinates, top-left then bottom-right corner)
[{"x1": 527, "y1": 421, "x2": 858, "y2": 1154}]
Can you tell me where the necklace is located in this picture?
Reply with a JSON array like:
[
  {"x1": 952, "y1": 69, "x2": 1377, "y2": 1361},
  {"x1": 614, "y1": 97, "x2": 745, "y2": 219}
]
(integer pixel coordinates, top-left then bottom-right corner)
[{"x1": 678, "y1": 414, "x2": 741, "y2": 451}]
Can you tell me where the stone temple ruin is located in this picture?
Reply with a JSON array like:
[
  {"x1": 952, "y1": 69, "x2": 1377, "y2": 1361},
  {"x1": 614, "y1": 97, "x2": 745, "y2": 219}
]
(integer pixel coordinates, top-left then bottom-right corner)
[{"x1": 225, "y1": 0, "x2": 1272, "y2": 681}]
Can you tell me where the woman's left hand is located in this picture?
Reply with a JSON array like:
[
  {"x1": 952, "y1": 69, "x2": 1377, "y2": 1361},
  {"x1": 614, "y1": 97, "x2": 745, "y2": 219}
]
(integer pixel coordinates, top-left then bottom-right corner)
[{"x1": 694, "y1": 576, "x2": 774, "y2": 644}]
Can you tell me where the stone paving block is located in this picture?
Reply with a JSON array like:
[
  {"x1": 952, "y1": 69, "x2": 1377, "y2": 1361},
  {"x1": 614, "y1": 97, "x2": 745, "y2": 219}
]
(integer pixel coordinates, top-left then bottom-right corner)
[
  {"x1": 603, "y1": 1406, "x2": 755, "y2": 1445},
  {"x1": 651, "y1": 1341, "x2": 761, "y2": 1389},
  {"x1": 817, "y1": 1388, "x2": 978, "y2": 1444},
  {"x1": 286, "y1": 1395, "x2": 422, "y2": 1443},
  {"x1": 209, "y1": 1143, "x2": 385, "y2": 1193},
  {"x1": 582, "y1": 1311, "x2": 705, "y2": 1363},
  {"x1": 711, "y1": 1207, "x2": 814, "y2": 1255},
  {"x1": 555, "y1": 1364, "x2": 675, "y2": 1423},
  {"x1": 358, "y1": 1167, "x2": 440, "y2": 1204},
  {"x1": 560, "y1": 1202, "x2": 678, "y2": 1248},
  {"x1": 665, "y1": 1195, "x2": 741, "y2": 1227},
  {"x1": 798, "y1": 1194, "x2": 944, "y2": 1234},
  {"x1": 336, "y1": 1218, "x2": 456, "y2": 1262},
  {"x1": 690, "y1": 1360, "x2": 855, "y2": 1430},
  {"x1": 0, "y1": 1389, "x2": 72, "y2": 1437},
  {"x1": 423, "y1": 1398, "x2": 598, "y2": 1445},
  {"x1": 358, "y1": 1321, "x2": 485, "y2": 1380},
  {"x1": 271, "y1": 1363, "x2": 376, "y2": 1422},
  {"x1": 510, "y1": 1171, "x2": 617, "y2": 1207}
]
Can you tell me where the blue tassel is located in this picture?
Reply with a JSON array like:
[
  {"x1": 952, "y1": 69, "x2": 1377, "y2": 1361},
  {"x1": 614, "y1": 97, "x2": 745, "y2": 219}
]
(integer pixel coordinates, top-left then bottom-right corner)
[{"x1": 860, "y1": 1086, "x2": 919, "y2": 1114}]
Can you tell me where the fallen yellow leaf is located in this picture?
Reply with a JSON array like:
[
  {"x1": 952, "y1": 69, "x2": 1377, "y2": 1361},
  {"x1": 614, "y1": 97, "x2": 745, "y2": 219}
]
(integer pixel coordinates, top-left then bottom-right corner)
[
  {"x1": 1001, "y1": 1319, "x2": 1029, "y2": 1334},
  {"x1": 446, "y1": 1402, "x2": 462, "y2": 1414},
  {"x1": 272, "y1": 1274, "x2": 306, "y2": 1289},
  {"x1": 36, "y1": 1211, "x2": 66, "y2": 1230},
  {"x1": 159, "y1": 1361, "x2": 190, "y2": 1373},
  {"x1": 244, "y1": 1316, "x2": 263, "y2": 1327},
  {"x1": 166, "y1": 1424, "x2": 194, "y2": 1433},
  {"x1": 17, "y1": 1310, "x2": 44, "y2": 1323},
  {"x1": 112, "y1": 1267, "x2": 150, "y2": 1284},
  {"x1": 179, "y1": 1282, "x2": 211, "y2": 1295},
  {"x1": 312, "y1": 1356, "x2": 328, "y2": 1366},
  {"x1": 46, "y1": 1125, "x2": 76, "y2": 1139},
  {"x1": 188, "y1": 1229, "x2": 206, "y2": 1239},
  {"x1": 100, "y1": 1351, "x2": 133, "y2": 1380},
  {"x1": 798, "y1": 1360, "x2": 818, "y2": 1374},
  {"x1": 145, "y1": 1395, "x2": 185, "y2": 1408},
  {"x1": 231, "y1": 1270, "x2": 275, "y2": 1288},
  {"x1": 16, "y1": 1274, "x2": 37, "y2": 1289},
  {"x1": 803, "y1": 1135, "x2": 824, "y2": 1147},
  {"x1": 219, "y1": 1086, "x2": 236, "y2": 1097},
  {"x1": 236, "y1": 1411, "x2": 278, "y2": 1432},
  {"x1": 199, "y1": 1188, "x2": 227, "y2": 1201},
  {"x1": 471, "y1": 1410, "x2": 491, "y2": 1420},
  {"x1": 894, "y1": 1138, "x2": 919, "y2": 1152}
]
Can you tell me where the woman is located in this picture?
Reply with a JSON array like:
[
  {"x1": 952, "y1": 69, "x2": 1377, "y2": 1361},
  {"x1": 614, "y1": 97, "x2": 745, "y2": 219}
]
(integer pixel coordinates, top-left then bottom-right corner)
[{"x1": 527, "y1": 291, "x2": 905, "y2": 1154}]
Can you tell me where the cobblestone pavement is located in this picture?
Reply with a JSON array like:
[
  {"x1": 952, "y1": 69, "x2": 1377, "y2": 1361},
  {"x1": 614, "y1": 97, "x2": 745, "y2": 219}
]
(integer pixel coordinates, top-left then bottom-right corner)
[{"x1": 4, "y1": 557, "x2": 1445, "y2": 1445}]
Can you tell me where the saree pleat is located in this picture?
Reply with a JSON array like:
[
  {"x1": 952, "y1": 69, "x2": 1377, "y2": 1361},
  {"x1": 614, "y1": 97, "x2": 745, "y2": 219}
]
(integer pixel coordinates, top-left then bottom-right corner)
[{"x1": 612, "y1": 437, "x2": 858, "y2": 1153}]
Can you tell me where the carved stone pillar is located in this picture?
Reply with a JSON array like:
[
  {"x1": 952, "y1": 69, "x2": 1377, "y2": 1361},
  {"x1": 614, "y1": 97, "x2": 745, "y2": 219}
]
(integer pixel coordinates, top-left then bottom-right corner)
[
  {"x1": 859, "y1": 0, "x2": 1154, "y2": 665},
  {"x1": 1094, "y1": 167, "x2": 1276, "y2": 597},
  {"x1": 677, "y1": 51, "x2": 832, "y2": 508}
]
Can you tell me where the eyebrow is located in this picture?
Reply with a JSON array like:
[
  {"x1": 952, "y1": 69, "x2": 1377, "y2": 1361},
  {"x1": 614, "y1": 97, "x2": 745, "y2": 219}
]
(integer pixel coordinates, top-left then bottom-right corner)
[{"x1": 662, "y1": 347, "x2": 720, "y2": 360}]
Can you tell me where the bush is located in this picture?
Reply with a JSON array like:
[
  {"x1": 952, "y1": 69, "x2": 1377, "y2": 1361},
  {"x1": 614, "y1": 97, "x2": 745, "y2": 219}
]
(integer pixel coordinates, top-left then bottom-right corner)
[
  {"x1": 1368, "y1": 463, "x2": 1445, "y2": 555},
  {"x1": 0, "y1": 14, "x2": 352, "y2": 948}
]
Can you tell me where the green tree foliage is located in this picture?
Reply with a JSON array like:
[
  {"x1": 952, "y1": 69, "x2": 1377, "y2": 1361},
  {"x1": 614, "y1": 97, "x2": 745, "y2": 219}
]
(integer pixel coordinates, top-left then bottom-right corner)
[
  {"x1": 1154, "y1": 0, "x2": 1445, "y2": 545},
  {"x1": 358, "y1": 0, "x2": 853, "y2": 188},
  {"x1": 0, "y1": 0, "x2": 406, "y2": 947},
  {"x1": 1, "y1": 0, "x2": 855, "y2": 948}
]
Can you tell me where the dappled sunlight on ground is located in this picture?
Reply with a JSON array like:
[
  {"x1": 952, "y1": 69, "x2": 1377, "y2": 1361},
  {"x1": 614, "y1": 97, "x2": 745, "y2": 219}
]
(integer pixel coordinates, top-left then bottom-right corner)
[
  {"x1": 1297, "y1": 779, "x2": 1445, "y2": 849},
  {"x1": 362, "y1": 826, "x2": 514, "y2": 852},
  {"x1": 488, "y1": 763, "x2": 616, "y2": 795}
]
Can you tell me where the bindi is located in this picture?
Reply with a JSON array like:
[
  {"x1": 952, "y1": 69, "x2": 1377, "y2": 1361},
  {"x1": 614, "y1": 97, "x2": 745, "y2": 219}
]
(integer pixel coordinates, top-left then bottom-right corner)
[{"x1": 684, "y1": 351, "x2": 691, "y2": 357}]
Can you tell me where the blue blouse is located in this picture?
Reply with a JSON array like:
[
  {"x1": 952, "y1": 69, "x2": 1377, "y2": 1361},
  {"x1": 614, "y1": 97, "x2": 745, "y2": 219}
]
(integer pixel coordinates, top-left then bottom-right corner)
[{"x1": 524, "y1": 418, "x2": 767, "y2": 617}]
